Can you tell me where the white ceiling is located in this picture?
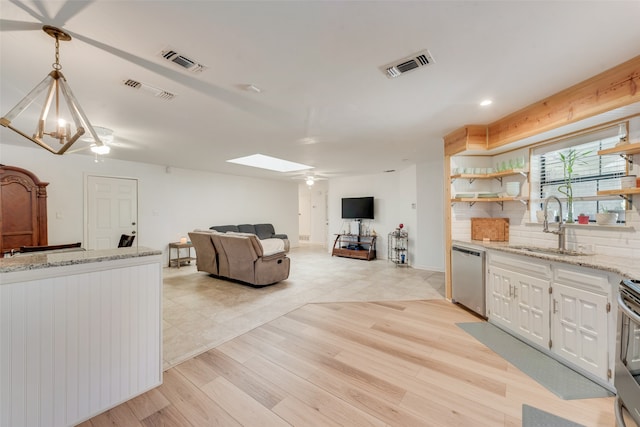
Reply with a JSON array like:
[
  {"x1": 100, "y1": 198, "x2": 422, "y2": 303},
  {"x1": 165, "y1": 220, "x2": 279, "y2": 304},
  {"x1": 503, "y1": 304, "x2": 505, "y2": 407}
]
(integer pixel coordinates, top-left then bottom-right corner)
[{"x1": 1, "y1": 1, "x2": 639, "y2": 181}]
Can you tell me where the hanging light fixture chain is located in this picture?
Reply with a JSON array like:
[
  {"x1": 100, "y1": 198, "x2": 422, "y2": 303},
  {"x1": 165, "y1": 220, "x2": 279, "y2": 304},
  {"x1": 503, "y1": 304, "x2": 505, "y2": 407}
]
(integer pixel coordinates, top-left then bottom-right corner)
[{"x1": 53, "y1": 35, "x2": 61, "y2": 70}]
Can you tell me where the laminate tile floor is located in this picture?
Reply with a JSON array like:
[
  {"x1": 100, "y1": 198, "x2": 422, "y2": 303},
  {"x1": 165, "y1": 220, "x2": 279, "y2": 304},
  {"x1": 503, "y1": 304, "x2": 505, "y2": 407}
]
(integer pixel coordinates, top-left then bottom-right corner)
[
  {"x1": 84, "y1": 299, "x2": 620, "y2": 427},
  {"x1": 162, "y1": 244, "x2": 446, "y2": 369}
]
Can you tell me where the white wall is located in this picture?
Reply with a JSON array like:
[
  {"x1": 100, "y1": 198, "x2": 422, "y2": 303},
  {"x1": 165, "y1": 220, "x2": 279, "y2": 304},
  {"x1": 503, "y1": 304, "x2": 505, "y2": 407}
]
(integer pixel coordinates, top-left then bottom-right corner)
[
  {"x1": 0, "y1": 144, "x2": 299, "y2": 262},
  {"x1": 416, "y1": 153, "x2": 446, "y2": 271},
  {"x1": 298, "y1": 181, "x2": 328, "y2": 246},
  {"x1": 328, "y1": 163, "x2": 445, "y2": 271}
]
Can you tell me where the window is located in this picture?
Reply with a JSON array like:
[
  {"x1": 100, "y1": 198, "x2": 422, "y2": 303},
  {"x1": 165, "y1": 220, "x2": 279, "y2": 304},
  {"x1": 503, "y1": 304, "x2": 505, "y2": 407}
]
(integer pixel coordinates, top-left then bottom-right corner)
[{"x1": 531, "y1": 125, "x2": 627, "y2": 223}]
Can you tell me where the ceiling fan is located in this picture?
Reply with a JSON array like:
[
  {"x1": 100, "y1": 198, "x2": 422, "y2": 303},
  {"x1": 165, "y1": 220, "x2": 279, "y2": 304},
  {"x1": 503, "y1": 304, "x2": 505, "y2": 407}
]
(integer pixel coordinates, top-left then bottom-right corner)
[{"x1": 291, "y1": 174, "x2": 328, "y2": 187}]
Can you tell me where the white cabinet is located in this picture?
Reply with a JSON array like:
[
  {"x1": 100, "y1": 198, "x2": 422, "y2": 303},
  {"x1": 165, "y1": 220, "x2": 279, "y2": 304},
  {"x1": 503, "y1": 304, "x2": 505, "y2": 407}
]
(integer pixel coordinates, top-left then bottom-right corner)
[
  {"x1": 551, "y1": 266, "x2": 611, "y2": 381},
  {"x1": 487, "y1": 251, "x2": 614, "y2": 385},
  {"x1": 488, "y1": 253, "x2": 551, "y2": 350}
]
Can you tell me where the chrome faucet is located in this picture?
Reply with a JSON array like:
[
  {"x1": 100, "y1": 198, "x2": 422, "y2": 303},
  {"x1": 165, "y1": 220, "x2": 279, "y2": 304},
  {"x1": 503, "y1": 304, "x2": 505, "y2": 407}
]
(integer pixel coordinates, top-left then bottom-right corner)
[{"x1": 542, "y1": 196, "x2": 566, "y2": 251}]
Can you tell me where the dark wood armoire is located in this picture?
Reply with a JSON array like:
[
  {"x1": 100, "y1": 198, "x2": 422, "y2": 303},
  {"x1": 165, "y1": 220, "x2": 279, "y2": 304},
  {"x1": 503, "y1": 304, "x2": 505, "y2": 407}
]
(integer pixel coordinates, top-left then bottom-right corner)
[{"x1": 0, "y1": 165, "x2": 49, "y2": 255}]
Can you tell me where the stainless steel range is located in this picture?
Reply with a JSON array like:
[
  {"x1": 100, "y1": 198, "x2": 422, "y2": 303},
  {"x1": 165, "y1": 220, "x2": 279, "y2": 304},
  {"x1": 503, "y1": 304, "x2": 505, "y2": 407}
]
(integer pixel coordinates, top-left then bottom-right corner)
[{"x1": 615, "y1": 279, "x2": 640, "y2": 426}]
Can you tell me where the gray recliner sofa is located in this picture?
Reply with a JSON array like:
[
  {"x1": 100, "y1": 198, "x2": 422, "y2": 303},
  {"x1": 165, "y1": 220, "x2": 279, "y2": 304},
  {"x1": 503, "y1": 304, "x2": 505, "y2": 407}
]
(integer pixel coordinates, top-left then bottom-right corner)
[
  {"x1": 210, "y1": 223, "x2": 289, "y2": 251},
  {"x1": 188, "y1": 230, "x2": 290, "y2": 287}
]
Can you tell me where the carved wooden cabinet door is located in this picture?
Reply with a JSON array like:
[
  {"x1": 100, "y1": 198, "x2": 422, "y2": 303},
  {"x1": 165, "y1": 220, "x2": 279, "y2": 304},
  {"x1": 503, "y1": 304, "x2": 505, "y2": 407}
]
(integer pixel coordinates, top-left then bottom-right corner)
[{"x1": 0, "y1": 165, "x2": 48, "y2": 254}]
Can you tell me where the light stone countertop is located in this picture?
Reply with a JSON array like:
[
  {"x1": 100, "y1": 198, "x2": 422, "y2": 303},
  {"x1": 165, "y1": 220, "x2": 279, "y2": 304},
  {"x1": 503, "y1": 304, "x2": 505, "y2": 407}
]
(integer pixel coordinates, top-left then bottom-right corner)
[
  {"x1": 0, "y1": 246, "x2": 162, "y2": 274},
  {"x1": 453, "y1": 240, "x2": 640, "y2": 280}
]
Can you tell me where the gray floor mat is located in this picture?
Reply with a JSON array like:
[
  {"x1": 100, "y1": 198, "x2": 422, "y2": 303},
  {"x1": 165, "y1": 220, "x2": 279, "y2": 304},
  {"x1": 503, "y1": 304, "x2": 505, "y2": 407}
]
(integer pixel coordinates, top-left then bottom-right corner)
[
  {"x1": 457, "y1": 322, "x2": 613, "y2": 400},
  {"x1": 522, "y1": 404, "x2": 585, "y2": 427}
]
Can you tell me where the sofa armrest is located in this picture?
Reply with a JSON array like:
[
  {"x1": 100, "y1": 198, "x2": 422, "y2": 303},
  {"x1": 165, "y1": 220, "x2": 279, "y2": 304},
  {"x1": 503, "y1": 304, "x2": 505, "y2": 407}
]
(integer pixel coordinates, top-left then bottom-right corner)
[
  {"x1": 254, "y1": 255, "x2": 290, "y2": 286},
  {"x1": 188, "y1": 232, "x2": 218, "y2": 274}
]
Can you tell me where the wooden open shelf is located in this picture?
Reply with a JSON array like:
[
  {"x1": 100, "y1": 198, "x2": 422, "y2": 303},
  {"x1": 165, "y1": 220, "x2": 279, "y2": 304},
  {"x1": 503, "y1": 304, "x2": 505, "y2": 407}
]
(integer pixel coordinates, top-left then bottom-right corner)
[
  {"x1": 451, "y1": 196, "x2": 529, "y2": 203},
  {"x1": 597, "y1": 188, "x2": 640, "y2": 196},
  {"x1": 597, "y1": 142, "x2": 640, "y2": 156},
  {"x1": 450, "y1": 168, "x2": 527, "y2": 180}
]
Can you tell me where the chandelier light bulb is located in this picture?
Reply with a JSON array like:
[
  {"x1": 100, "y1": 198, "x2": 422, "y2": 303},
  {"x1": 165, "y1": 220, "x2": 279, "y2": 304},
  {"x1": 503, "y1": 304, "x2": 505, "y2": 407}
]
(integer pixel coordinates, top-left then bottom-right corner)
[{"x1": 90, "y1": 144, "x2": 111, "y2": 155}]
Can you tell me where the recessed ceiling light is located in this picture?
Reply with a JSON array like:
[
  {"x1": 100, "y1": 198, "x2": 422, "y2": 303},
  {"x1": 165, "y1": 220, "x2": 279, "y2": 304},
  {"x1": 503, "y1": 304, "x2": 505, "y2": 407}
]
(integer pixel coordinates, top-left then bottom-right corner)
[
  {"x1": 480, "y1": 99, "x2": 493, "y2": 106},
  {"x1": 245, "y1": 84, "x2": 262, "y2": 93},
  {"x1": 298, "y1": 137, "x2": 318, "y2": 145},
  {"x1": 227, "y1": 154, "x2": 313, "y2": 172}
]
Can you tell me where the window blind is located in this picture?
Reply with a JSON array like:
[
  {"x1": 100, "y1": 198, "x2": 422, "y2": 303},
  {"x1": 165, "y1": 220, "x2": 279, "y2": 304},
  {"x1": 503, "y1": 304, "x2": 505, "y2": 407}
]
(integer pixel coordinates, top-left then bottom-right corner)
[{"x1": 531, "y1": 124, "x2": 627, "y2": 221}]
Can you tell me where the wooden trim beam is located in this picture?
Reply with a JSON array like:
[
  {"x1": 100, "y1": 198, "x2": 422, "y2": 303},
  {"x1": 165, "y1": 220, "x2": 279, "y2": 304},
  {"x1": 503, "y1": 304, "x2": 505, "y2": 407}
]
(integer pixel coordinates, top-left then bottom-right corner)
[
  {"x1": 487, "y1": 55, "x2": 640, "y2": 149},
  {"x1": 443, "y1": 155, "x2": 452, "y2": 300},
  {"x1": 443, "y1": 55, "x2": 640, "y2": 153},
  {"x1": 444, "y1": 125, "x2": 487, "y2": 156}
]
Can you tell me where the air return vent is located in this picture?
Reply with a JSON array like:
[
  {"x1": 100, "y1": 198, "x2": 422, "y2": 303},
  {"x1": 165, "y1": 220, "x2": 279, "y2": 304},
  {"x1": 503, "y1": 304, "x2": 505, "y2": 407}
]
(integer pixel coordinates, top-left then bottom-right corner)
[
  {"x1": 381, "y1": 50, "x2": 435, "y2": 79},
  {"x1": 160, "y1": 48, "x2": 207, "y2": 73},
  {"x1": 122, "y1": 79, "x2": 176, "y2": 101}
]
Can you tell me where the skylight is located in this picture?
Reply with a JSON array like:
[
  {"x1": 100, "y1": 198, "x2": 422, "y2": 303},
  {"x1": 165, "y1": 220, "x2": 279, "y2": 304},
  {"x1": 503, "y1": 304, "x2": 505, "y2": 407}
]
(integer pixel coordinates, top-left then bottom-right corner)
[{"x1": 226, "y1": 154, "x2": 313, "y2": 172}]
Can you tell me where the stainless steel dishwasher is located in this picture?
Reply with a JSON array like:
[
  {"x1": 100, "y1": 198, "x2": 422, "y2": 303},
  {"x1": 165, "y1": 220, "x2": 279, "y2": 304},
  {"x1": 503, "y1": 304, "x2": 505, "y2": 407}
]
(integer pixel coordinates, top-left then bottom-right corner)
[{"x1": 451, "y1": 244, "x2": 486, "y2": 317}]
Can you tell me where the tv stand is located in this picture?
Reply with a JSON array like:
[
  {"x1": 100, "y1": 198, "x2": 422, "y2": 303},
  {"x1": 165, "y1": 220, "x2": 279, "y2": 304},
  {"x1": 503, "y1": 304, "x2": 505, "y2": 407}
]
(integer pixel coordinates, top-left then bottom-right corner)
[{"x1": 331, "y1": 234, "x2": 376, "y2": 260}]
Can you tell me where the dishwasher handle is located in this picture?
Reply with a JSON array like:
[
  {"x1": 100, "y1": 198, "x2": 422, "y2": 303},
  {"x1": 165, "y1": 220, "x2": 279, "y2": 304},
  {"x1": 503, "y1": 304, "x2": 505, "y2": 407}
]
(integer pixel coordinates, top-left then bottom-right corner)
[{"x1": 452, "y1": 246, "x2": 482, "y2": 257}]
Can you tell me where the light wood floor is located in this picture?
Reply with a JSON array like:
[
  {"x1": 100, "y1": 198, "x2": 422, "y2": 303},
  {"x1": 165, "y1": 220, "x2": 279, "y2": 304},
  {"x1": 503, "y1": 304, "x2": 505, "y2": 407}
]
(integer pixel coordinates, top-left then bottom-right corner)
[
  {"x1": 82, "y1": 298, "x2": 618, "y2": 426},
  {"x1": 161, "y1": 244, "x2": 445, "y2": 369}
]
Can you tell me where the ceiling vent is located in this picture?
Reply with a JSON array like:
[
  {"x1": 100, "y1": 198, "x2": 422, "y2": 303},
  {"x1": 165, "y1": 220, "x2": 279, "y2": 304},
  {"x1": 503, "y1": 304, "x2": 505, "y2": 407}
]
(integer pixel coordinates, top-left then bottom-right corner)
[
  {"x1": 160, "y1": 48, "x2": 207, "y2": 73},
  {"x1": 381, "y1": 50, "x2": 434, "y2": 79},
  {"x1": 122, "y1": 79, "x2": 176, "y2": 101}
]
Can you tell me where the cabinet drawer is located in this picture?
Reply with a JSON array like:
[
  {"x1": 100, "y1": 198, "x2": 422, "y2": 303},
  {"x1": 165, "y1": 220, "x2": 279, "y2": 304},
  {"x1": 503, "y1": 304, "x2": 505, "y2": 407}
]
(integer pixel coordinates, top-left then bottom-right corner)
[
  {"x1": 489, "y1": 252, "x2": 551, "y2": 279},
  {"x1": 553, "y1": 265, "x2": 609, "y2": 294}
]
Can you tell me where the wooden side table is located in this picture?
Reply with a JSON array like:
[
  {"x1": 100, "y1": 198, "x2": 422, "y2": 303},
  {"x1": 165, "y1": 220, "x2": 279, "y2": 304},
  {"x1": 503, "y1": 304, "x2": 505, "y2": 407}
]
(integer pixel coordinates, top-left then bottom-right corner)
[{"x1": 168, "y1": 242, "x2": 195, "y2": 268}]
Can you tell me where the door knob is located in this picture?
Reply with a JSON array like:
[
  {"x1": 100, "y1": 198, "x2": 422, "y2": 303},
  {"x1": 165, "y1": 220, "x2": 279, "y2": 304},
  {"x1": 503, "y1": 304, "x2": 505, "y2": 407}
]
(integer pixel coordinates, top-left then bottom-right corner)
[
  {"x1": 131, "y1": 231, "x2": 136, "y2": 234},
  {"x1": 132, "y1": 222, "x2": 136, "y2": 225}
]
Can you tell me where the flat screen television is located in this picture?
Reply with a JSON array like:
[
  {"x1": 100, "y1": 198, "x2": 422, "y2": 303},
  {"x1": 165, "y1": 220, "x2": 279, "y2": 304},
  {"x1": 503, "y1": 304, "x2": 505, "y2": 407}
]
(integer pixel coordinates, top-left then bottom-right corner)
[{"x1": 341, "y1": 197, "x2": 374, "y2": 219}]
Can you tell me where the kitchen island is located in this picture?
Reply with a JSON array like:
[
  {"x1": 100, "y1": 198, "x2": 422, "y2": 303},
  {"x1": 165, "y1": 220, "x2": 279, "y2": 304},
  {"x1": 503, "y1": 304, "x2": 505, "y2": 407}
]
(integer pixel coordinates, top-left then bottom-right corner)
[{"x1": 0, "y1": 247, "x2": 163, "y2": 427}]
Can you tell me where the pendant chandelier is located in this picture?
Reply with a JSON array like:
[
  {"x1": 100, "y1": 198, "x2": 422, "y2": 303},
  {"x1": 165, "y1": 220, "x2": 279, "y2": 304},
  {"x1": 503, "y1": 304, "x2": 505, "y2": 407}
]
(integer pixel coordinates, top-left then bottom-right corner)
[{"x1": 0, "y1": 25, "x2": 105, "y2": 155}]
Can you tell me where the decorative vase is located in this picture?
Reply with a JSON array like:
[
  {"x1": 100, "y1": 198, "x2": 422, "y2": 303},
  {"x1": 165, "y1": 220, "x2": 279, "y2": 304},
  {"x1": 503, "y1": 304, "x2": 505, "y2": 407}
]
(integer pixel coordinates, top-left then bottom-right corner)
[
  {"x1": 557, "y1": 149, "x2": 590, "y2": 225},
  {"x1": 566, "y1": 200, "x2": 574, "y2": 223}
]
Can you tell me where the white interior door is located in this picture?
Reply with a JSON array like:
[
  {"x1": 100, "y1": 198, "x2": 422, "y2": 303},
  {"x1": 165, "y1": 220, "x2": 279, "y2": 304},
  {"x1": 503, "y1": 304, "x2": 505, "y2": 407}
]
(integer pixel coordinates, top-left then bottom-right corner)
[
  {"x1": 86, "y1": 176, "x2": 138, "y2": 249},
  {"x1": 298, "y1": 189, "x2": 311, "y2": 240}
]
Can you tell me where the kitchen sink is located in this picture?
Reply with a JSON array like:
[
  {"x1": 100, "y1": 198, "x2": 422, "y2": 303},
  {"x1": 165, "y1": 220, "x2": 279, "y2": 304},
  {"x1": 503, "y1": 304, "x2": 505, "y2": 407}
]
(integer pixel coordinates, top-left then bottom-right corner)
[{"x1": 507, "y1": 245, "x2": 592, "y2": 256}]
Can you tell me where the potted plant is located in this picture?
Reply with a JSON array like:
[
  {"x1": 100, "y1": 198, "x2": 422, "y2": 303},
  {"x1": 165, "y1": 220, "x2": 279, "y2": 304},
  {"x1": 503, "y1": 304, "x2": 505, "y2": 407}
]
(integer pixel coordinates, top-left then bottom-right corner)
[
  {"x1": 577, "y1": 213, "x2": 589, "y2": 224},
  {"x1": 596, "y1": 208, "x2": 618, "y2": 225},
  {"x1": 557, "y1": 148, "x2": 590, "y2": 223}
]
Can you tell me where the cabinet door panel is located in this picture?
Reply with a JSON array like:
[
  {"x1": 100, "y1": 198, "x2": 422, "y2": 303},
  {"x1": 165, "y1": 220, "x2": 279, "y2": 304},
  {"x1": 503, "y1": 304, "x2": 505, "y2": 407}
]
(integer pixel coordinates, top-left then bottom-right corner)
[
  {"x1": 552, "y1": 283, "x2": 608, "y2": 379},
  {"x1": 488, "y1": 266, "x2": 516, "y2": 330},
  {"x1": 514, "y1": 273, "x2": 550, "y2": 348}
]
